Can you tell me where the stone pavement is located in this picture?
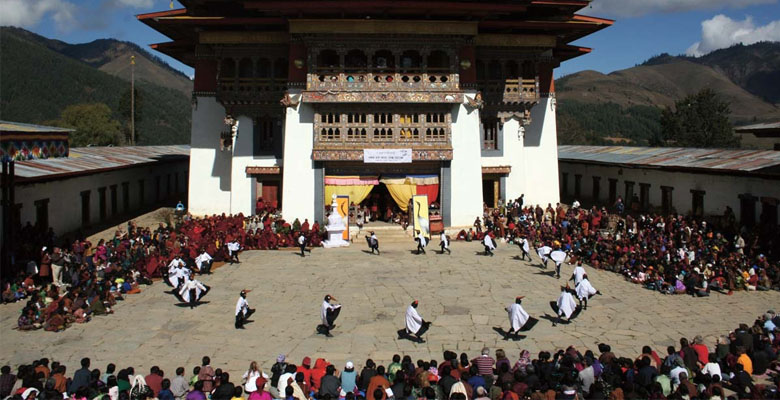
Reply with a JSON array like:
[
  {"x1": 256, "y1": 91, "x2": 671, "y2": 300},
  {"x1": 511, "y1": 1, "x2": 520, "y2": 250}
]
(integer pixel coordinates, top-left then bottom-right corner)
[{"x1": 1, "y1": 240, "x2": 777, "y2": 378}]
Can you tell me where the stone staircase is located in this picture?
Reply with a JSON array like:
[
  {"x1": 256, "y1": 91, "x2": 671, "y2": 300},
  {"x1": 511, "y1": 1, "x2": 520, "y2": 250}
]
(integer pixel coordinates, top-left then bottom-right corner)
[{"x1": 348, "y1": 223, "x2": 415, "y2": 244}]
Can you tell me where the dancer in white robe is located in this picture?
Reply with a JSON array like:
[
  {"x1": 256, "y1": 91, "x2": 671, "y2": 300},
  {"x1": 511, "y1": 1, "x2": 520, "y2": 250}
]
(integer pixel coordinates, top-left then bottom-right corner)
[
  {"x1": 365, "y1": 232, "x2": 380, "y2": 255},
  {"x1": 517, "y1": 237, "x2": 531, "y2": 261},
  {"x1": 178, "y1": 276, "x2": 209, "y2": 308},
  {"x1": 483, "y1": 234, "x2": 496, "y2": 256},
  {"x1": 537, "y1": 245, "x2": 552, "y2": 268},
  {"x1": 550, "y1": 249, "x2": 567, "y2": 279},
  {"x1": 575, "y1": 276, "x2": 600, "y2": 310},
  {"x1": 404, "y1": 300, "x2": 430, "y2": 342},
  {"x1": 227, "y1": 240, "x2": 241, "y2": 264},
  {"x1": 570, "y1": 262, "x2": 586, "y2": 285},
  {"x1": 415, "y1": 231, "x2": 427, "y2": 255},
  {"x1": 506, "y1": 296, "x2": 530, "y2": 338},
  {"x1": 167, "y1": 257, "x2": 189, "y2": 288},
  {"x1": 439, "y1": 231, "x2": 450, "y2": 255},
  {"x1": 195, "y1": 250, "x2": 213, "y2": 274},
  {"x1": 318, "y1": 294, "x2": 342, "y2": 337},
  {"x1": 552, "y1": 285, "x2": 578, "y2": 326}
]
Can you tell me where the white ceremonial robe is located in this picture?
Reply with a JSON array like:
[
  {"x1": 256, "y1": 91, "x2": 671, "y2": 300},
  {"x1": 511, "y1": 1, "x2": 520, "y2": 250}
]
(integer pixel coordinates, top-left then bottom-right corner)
[
  {"x1": 550, "y1": 250, "x2": 567, "y2": 265},
  {"x1": 179, "y1": 277, "x2": 207, "y2": 303},
  {"x1": 236, "y1": 297, "x2": 248, "y2": 316},
  {"x1": 405, "y1": 305, "x2": 423, "y2": 333},
  {"x1": 507, "y1": 303, "x2": 529, "y2": 331},
  {"x1": 440, "y1": 233, "x2": 449, "y2": 248},
  {"x1": 195, "y1": 252, "x2": 212, "y2": 270},
  {"x1": 520, "y1": 238, "x2": 530, "y2": 254},
  {"x1": 572, "y1": 266, "x2": 586, "y2": 285},
  {"x1": 227, "y1": 241, "x2": 240, "y2": 256},
  {"x1": 417, "y1": 234, "x2": 427, "y2": 247},
  {"x1": 575, "y1": 279, "x2": 598, "y2": 300},
  {"x1": 168, "y1": 266, "x2": 189, "y2": 287},
  {"x1": 321, "y1": 301, "x2": 341, "y2": 325},
  {"x1": 483, "y1": 235, "x2": 496, "y2": 250},
  {"x1": 537, "y1": 246, "x2": 552, "y2": 262},
  {"x1": 556, "y1": 291, "x2": 577, "y2": 318}
]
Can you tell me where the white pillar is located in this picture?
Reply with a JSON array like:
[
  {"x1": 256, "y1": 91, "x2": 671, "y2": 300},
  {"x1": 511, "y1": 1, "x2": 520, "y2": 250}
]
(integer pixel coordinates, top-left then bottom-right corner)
[
  {"x1": 229, "y1": 115, "x2": 254, "y2": 215},
  {"x1": 281, "y1": 94, "x2": 316, "y2": 221},
  {"x1": 449, "y1": 96, "x2": 484, "y2": 226},
  {"x1": 187, "y1": 96, "x2": 232, "y2": 216},
  {"x1": 522, "y1": 96, "x2": 560, "y2": 207}
]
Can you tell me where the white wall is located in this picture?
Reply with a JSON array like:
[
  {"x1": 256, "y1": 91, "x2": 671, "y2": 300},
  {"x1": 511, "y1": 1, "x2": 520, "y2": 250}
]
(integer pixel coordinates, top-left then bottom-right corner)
[
  {"x1": 522, "y1": 97, "x2": 560, "y2": 207},
  {"x1": 189, "y1": 96, "x2": 232, "y2": 215},
  {"x1": 449, "y1": 94, "x2": 485, "y2": 226},
  {"x1": 481, "y1": 118, "x2": 527, "y2": 203},
  {"x1": 281, "y1": 93, "x2": 316, "y2": 222},
  {"x1": 558, "y1": 161, "x2": 780, "y2": 225},
  {"x1": 15, "y1": 161, "x2": 188, "y2": 236}
]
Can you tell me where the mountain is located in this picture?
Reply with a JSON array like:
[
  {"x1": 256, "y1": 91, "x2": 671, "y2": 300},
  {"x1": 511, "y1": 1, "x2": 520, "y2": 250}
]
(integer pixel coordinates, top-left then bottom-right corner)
[
  {"x1": 0, "y1": 27, "x2": 191, "y2": 145},
  {"x1": 2, "y1": 27, "x2": 192, "y2": 96},
  {"x1": 556, "y1": 42, "x2": 780, "y2": 145}
]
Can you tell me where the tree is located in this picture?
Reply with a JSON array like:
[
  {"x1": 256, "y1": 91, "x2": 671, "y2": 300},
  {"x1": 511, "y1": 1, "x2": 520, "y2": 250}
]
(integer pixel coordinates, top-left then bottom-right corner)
[
  {"x1": 656, "y1": 88, "x2": 740, "y2": 148},
  {"x1": 54, "y1": 103, "x2": 123, "y2": 147}
]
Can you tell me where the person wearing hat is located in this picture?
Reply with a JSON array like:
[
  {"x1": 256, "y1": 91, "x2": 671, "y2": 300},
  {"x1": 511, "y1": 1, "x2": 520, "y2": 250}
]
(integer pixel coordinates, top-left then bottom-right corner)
[
  {"x1": 574, "y1": 274, "x2": 601, "y2": 310},
  {"x1": 551, "y1": 285, "x2": 578, "y2": 327},
  {"x1": 340, "y1": 362, "x2": 357, "y2": 395},
  {"x1": 365, "y1": 232, "x2": 380, "y2": 255},
  {"x1": 178, "y1": 274, "x2": 210, "y2": 309},
  {"x1": 415, "y1": 231, "x2": 427, "y2": 255},
  {"x1": 482, "y1": 231, "x2": 496, "y2": 256},
  {"x1": 318, "y1": 295, "x2": 342, "y2": 337},
  {"x1": 235, "y1": 290, "x2": 255, "y2": 329},
  {"x1": 505, "y1": 296, "x2": 530, "y2": 339},
  {"x1": 403, "y1": 300, "x2": 431, "y2": 342},
  {"x1": 516, "y1": 236, "x2": 530, "y2": 261}
]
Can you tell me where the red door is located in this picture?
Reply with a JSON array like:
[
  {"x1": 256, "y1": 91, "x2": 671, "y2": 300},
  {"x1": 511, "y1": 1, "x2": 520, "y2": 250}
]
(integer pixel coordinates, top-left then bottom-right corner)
[{"x1": 262, "y1": 181, "x2": 280, "y2": 210}]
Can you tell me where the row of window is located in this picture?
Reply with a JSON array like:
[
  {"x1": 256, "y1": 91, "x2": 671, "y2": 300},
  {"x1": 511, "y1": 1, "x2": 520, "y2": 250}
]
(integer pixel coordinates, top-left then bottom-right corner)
[
  {"x1": 319, "y1": 112, "x2": 446, "y2": 125},
  {"x1": 315, "y1": 49, "x2": 451, "y2": 73},
  {"x1": 318, "y1": 127, "x2": 447, "y2": 141},
  {"x1": 220, "y1": 58, "x2": 288, "y2": 80}
]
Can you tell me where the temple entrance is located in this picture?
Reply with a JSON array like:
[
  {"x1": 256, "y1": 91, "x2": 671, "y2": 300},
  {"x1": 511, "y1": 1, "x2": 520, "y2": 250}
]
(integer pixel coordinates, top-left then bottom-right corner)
[{"x1": 362, "y1": 183, "x2": 396, "y2": 222}]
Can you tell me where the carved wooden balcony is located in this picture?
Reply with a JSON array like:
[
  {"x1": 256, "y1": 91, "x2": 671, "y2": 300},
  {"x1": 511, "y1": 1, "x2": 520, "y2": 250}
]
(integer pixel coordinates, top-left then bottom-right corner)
[
  {"x1": 480, "y1": 78, "x2": 539, "y2": 105},
  {"x1": 303, "y1": 72, "x2": 463, "y2": 103},
  {"x1": 217, "y1": 77, "x2": 286, "y2": 105}
]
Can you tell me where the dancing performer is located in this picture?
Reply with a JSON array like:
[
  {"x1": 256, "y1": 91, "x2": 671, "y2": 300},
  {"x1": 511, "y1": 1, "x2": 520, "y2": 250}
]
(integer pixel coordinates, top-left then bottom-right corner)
[
  {"x1": 570, "y1": 262, "x2": 586, "y2": 286},
  {"x1": 536, "y1": 244, "x2": 552, "y2": 269},
  {"x1": 235, "y1": 290, "x2": 255, "y2": 329},
  {"x1": 483, "y1": 233, "x2": 496, "y2": 256},
  {"x1": 403, "y1": 300, "x2": 431, "y2": 342},
  {"x1": 298, "y1": 232, "x2": 310, "y2": 257},
  {"x1": 179, "y1": 275, "x2": 210, "y2": 309},
  {"x1": 517, "y1": 236, "x2": 530, "y2": 261},
  {"x1": 550, "y1": 249, "x2": 567, "y2": 279},
  {"x1": 365, "y1": 232, "x2": 380, "y2": 255},
  {"x1": 575, "y1": 275, "x2": 601, "y2": 310},
  {"x1": 195, "y1": 249, "x2": 213, "y2": 275},
  {"x1": 551, "y1": 285, "x2": 578, "y2": 327},
  {"x1": 167, "y1": 256, "x2": 189, "y2": 289},
  {"x1": 415, "y1": 231, "x2": 427, "y2": 255},
  {"x1": 439, "y1": 231, "x2": 451, "y2": 255},
  {"x1": 505, "y1": 296, "x2": 530, "y2": 339},
  {"x1": 317, "y1": 295, "x2": 342, "y2": 337},
  {"x1": 227, "y1": 239, "x2": 241, "y2": 264}
]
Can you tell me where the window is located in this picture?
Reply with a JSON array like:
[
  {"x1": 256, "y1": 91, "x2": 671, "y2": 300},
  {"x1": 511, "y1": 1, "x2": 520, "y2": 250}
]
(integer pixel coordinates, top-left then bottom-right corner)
[
  {"x1": 608, "y1": 179, "x2": 617, "y2": 204},
  {"x1": 254, "y1": 116, "x2": 276, "y2": 154},
  {"x1": 238, "y1": 58, "x2": 254, "y2": 78},
  {"x1": 561, "y1": 173, "x2": 569, "y2": 197},
  {"x1": 138, "y1": 179, "x2": 145, "y2": 208},
  {"x1": 175, "y1": 173, "x2": 180, "y2": 195},
  {"x1": 344, "y1": 49, "x2": 367, "y2": 73},
  {"x1": 372, "y1": 50, "x2": 395, "y2": 71},
  {"x1": 482, "y1": 118, "x2": 499, "y2": 150},
  {"x1": 592, "y1": 176, "x2": 601, "y2": 202},
  {"x1": 110, "y1": 185, "x2": 118, "y2": 216},
  {"x1": 427, "y1": 50, "x2": 449, "y2": 72},
  {"x1": 122, "y1": 182, "x2": 130, "y2": 213},
  {"x1": 691, "y1": 190, "x2": 705, "y2": 218},
  {"x1": 574, "y1": 174, "x2": 582, "y2": 198},
  {"x1": 661, "y1": 186, "x2": 673, "y2": 215},
  {"x1": 34, "y1": 199, "x2": 49, "y2": 230},
  {"x1": 639, "y1": 183, "x2": 650, "y2": 211},
  {"x1": 98, "y1": 187, "x2": 107, "y2": 221},
  {"x1": 220, "y1": 58, "x2": 236, "y2": 78},
  {"x1": 624, "y1": 181, "x2": 635, "y2": 205},
  {"x1": 317, "y1": 50, "x2": 339, "y2": 72},
  {"x1": 81, "y1": 190, "x2": 91, "y2": 227},
  {"x1": 761, "y1": 197, "x2": 778, "y2": 226},
  {"x1": 739, "y1": 194, "x2": 756, "y2": 227},
  {"x1": 400, "y1": 50, "x2": 422, "y2": 72}
]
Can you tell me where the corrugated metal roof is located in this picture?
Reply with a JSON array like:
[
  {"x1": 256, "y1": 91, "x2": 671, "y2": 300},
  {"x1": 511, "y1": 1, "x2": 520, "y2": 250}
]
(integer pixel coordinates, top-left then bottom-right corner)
[
  {"x1": 0, "y1": 120, "x2": 74, "y2": 133},
  {"x1": 557, "y1": 145, "x2": 780, "y2": 173},
  {"x1": 734, "y1": 122, "x2": 780, "y2": 132},
  {"x1": 14, "y1": 145, "x2": 190, "y2": 180}
]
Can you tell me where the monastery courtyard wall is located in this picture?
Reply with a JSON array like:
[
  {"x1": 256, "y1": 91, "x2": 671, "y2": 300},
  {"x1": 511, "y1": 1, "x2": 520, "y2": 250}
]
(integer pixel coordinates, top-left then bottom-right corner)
[{"x1": 1, "y1": 241, "x2": 776, "y2": 375}]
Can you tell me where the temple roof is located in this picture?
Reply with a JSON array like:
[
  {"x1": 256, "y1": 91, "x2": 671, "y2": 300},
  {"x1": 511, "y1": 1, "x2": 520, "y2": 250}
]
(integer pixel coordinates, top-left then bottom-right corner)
[{"x1": 139, "y1": 0, "x2": 612, "y2": 66}]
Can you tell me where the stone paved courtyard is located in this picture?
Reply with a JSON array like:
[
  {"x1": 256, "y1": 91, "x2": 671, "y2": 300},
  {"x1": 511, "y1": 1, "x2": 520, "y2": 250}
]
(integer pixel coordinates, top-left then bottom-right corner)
[{"x1": 1, "y1": 241, "x2": 778, "y2": 376}]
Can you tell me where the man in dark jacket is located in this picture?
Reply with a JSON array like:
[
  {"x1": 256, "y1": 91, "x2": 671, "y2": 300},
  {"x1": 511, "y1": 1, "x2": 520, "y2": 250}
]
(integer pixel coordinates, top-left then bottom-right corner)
[
  {"x1": 211, "y1": 373, "x2": 235, "y2": 400},
  {"x1": 69, "y1": 358, "x2": 91, "y2": 393},
  {"x1": 319, "y1": 365, "x2": 340, "y2": 398}
]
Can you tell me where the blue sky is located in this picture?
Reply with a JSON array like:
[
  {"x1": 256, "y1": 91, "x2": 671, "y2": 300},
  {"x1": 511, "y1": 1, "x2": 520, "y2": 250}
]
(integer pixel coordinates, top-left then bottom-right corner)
[{"x1": 2, "y1": 0, "x2": 779, "y2": 79}]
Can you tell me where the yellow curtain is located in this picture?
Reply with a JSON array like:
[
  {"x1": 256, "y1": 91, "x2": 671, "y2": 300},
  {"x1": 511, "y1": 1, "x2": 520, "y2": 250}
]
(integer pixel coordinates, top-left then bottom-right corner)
[
  {"x1": 385, "y1": 183, "x2": 417, "y2": 212},
  {"x1": 324, "y1": 185, "x2": 374, "y2": 206}
]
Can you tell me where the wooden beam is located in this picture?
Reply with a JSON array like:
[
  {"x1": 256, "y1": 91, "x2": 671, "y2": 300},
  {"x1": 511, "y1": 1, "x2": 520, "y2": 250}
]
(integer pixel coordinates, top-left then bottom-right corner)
[
  {"x1": 476, "y1": 34, "x2": 556, "y2": 47},
  {"x1": 289, "y1": 19, "x2": 477, "y2": 35},
  {"x1": 244, "y1": 1, "x2": 526, "y2": 13},
  {"x1": 199, "y1": 31, "x2": 290, "y2": 44}
]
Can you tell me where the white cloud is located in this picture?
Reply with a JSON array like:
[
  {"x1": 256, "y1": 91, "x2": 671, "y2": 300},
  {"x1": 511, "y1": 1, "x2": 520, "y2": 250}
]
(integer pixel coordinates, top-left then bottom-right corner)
[
  {"x1": 0, "y1": 0, "x2": 77, "y2": 31},
  {"x1": 686, "y1": 14, "x2": 780, "y2": 56},
  {"x1": 116, "y1": 0, "x2": 154, "y2": 8},
  {"x1": 588, "y1": 0, "x2": 777, "y2": 18}
]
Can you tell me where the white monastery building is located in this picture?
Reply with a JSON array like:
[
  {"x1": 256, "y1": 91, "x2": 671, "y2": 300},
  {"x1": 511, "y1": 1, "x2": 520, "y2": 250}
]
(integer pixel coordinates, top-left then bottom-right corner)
[{"x1": 140, "y1": 0, "x2": 612, "y2": 226}]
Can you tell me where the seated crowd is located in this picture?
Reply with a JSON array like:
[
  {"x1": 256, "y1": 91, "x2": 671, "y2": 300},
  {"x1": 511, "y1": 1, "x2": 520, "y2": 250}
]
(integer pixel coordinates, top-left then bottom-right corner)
[
  {"x1": 458, "y1": 199, "x2": 779, "y2": 296},
  {"x1": 3, "y1": 212, "x2": 324, "y2": 332},
  {"x1": 2, "y1": 310, "x2": 779, "y2": 400}
]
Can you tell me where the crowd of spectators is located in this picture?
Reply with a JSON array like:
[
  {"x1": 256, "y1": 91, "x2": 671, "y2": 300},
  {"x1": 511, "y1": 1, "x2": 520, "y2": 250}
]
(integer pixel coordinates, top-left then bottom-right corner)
[
  {"x1": 460, "y1": 197, "x2": 779, "y2": 296},
  {"x1": 2, "y1": 310, "x2": 779, "y2": 400},
  {"x1": 2, "y1": 212, "x2": 325, "y2": 332}
]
